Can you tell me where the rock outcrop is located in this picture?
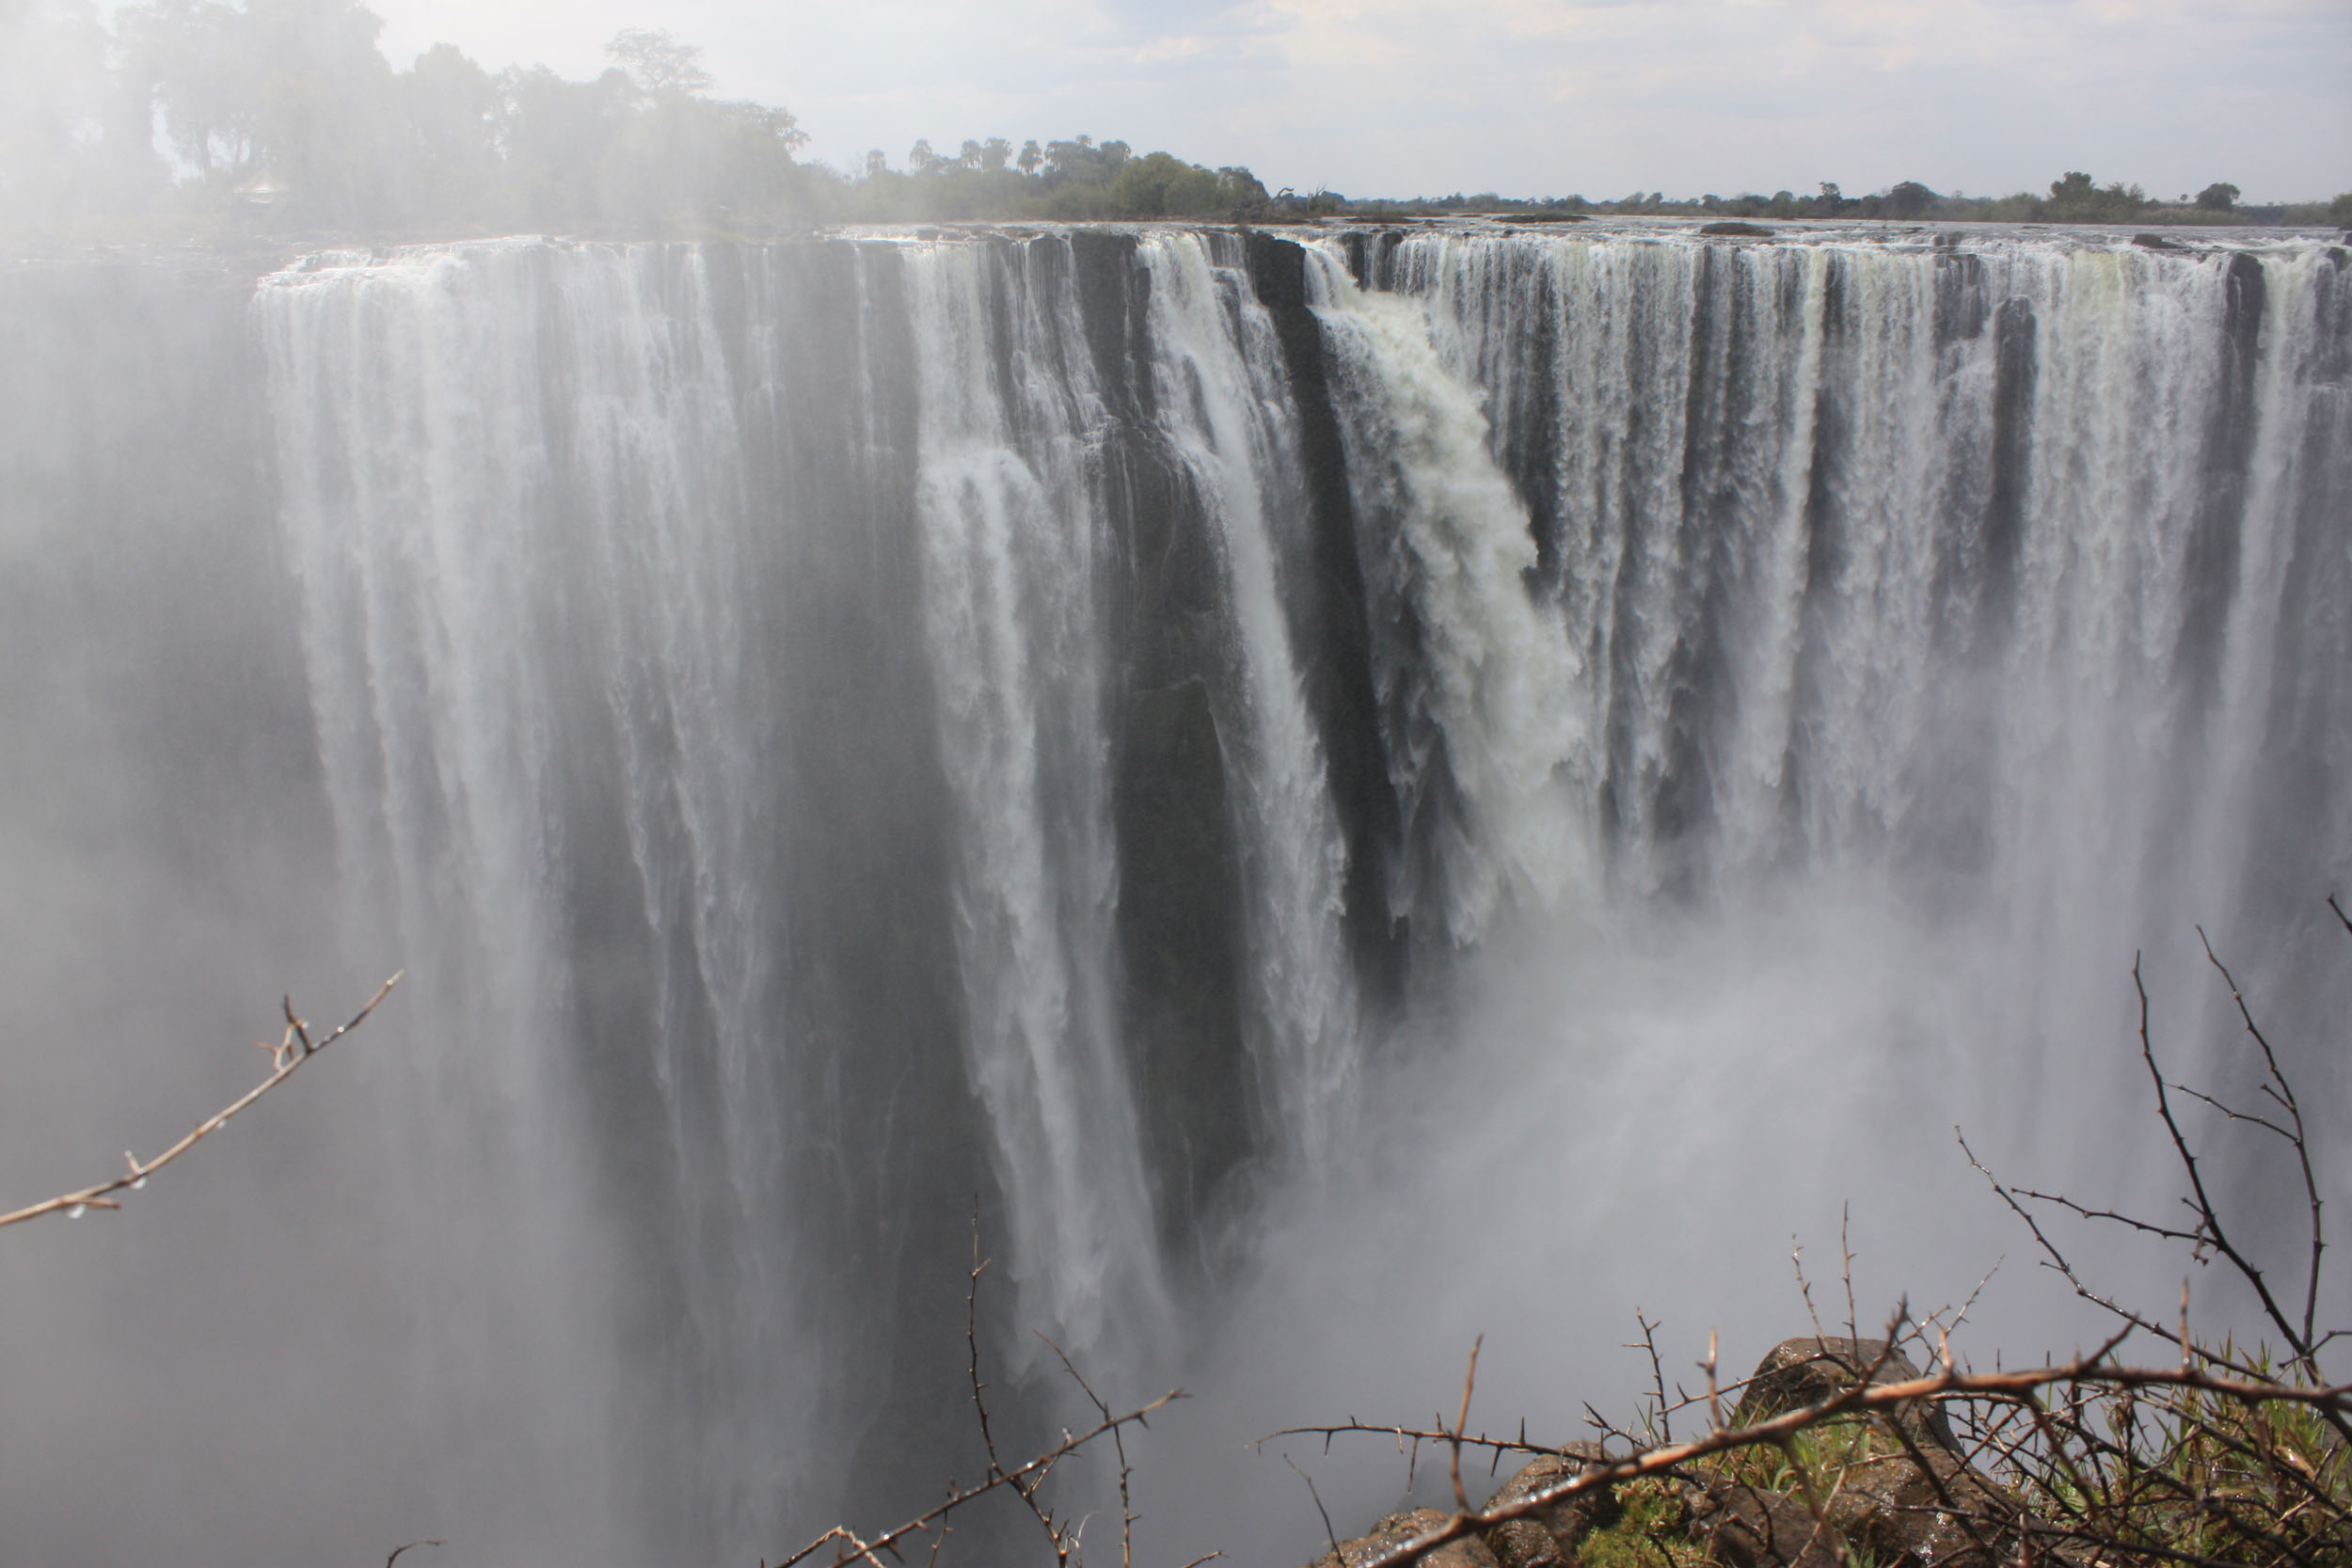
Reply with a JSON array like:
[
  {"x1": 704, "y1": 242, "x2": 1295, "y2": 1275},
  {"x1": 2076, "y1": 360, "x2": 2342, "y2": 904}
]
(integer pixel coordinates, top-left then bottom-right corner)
[
  {"x1": 1729, "y1": 1336, "x2": 1961, "y2": 1449},
  {"x1": 1481, "y1": 1449, "x2": 1618, "y2": 1568}
]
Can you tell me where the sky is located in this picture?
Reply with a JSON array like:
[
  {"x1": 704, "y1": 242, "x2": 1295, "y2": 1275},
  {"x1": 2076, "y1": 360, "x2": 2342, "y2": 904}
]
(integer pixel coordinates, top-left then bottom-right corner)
[{"x1": 356, "y1": 0, "x2": 2352, "y2": 203}]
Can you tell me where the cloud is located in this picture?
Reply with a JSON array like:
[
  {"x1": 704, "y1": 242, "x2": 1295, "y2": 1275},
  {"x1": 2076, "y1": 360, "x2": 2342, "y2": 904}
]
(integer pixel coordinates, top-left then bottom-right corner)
[{"x1": 360, "y1": 0, "x2": 2352, "y2": 198}]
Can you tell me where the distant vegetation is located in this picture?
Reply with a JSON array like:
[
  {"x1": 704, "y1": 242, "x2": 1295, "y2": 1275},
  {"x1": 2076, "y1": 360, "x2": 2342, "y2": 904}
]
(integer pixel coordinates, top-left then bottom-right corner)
[
  {"x1": 0, "y1": 2, "x2": 1266, "y2": 240},
  {"x1": 3, "y1": 0, "x2": 2345, "y2": 244},
  {"x1": 1347, "y1": 177, "x2": 2352, "y2": 230}
]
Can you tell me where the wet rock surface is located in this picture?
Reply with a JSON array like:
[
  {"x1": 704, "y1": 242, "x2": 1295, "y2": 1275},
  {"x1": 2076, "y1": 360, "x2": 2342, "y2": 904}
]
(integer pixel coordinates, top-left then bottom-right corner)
[
  {"x1": 1307, "y1": 1507, "x2": 1501, "y2": 1568},
  {"x1": 1692, "y1": 1483, "x2": 1843, "y2": 1568}
]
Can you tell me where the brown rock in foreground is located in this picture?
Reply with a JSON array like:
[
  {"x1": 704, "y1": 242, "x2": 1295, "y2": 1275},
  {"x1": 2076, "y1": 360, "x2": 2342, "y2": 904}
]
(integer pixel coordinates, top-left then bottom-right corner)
[
  {"x1": 1306, "y1": 1507, "x2": 1500, "y2": 1568},
  {"x1": 1481, "y1": 1450, "x2": 1618, "y2": 1568},
  {"x1": 1729, "y1": 1336, "x2": 1961, "y2": 1449},
  {"x1": 1692, "y1": 1483, "x2": 1843, "y2": 1568}
]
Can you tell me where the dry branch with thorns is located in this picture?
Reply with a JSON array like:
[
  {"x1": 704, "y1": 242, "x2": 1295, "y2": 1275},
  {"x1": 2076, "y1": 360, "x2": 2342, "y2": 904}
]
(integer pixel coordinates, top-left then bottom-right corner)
[
  {"x1": 0, "y1": 973, "x2": 403, "y2": 1231},
  {"x1": 771, "y1": 1212, "x2": 1190, "y2": 1568}
]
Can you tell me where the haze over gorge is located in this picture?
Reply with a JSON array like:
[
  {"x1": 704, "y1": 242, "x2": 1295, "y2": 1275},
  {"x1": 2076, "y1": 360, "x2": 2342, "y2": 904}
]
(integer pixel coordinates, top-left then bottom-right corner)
[{"x1": 2, "y1": 217, "x2": 2348, "y2": 1565}]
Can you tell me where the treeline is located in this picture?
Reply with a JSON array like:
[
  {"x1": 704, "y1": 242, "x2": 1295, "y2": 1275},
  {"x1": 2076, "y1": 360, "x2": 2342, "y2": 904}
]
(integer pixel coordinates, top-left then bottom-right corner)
[
  {"x1": 0, "y1": 0, "x2": 1265, "y2": 240},
  {"x1": 1341, "y1": 175, "x2": 2352, "y2": 228},
  {"x1": 838, "y1": 137, "x2": 1267, "y2": 223},
  {"x1": 3, "y1": 3, "x2": 805, "y2": 235}
]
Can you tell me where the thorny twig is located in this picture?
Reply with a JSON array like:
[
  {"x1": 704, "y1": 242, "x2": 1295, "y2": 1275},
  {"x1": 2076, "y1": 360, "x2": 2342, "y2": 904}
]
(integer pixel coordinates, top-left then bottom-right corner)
[
  {"x1": 1041, "y1": 1333, "x2": 1138, "y2": 1568},
  {"x1": 1704, "y1": 1329, "x2": 1725, "y2": 1435},
  {"x1": 1840, "y1": 1204, "x2": 1860, "y2": 1345},
  {"x1": 775, "y1": 1210, "x2": 1184, "y2": 1568},
  {"x1": 1632, "y1": 1311, "x2": 1672, "y2": 1443},
  {"x1": 1284, "y1": 1452, "x2": 1343, "y2": 1566},
  {"x1": 774, "y1": 1389, "x2": 1184, "y2": 1568},
  {"x1": 0, "y1": 974, "x2": 403, "y2": 1230},
  {"x1": 1262, "y1": 1417, "x2": 1597, "y2": 1464},
  {"x1": 1450, "y1": 1334, "x2": 1484, "y2": 1514},
  {"x1": 966, "y1": 1211, "x2": 1078, "y2": 1563}
]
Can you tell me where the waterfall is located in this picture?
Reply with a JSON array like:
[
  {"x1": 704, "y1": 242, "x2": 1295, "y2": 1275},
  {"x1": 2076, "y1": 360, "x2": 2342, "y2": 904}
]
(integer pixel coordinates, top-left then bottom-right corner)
[
  {"x1": 254, "y1": 223, "x2": 2352, "y2": 1555},
  {"x1": 4, "y1": 221, "x2": 2344, "y2": 1566}
]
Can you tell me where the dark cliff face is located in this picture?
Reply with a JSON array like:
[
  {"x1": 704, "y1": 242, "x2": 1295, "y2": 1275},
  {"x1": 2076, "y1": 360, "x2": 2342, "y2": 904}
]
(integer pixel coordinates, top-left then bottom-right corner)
[
  {"x1": 1243, "y1": 232, "x2": 1409, "y2": 999},
  {"x1": 1062, "y1": 229, "x2": 1261, "y2": 1251},
  {"x1": 1058, "y1": 230, "x2": 1407, "y2": 1256},
  {"x1": 572, "y1": 242, "x2": 995, "y2": 1549}
]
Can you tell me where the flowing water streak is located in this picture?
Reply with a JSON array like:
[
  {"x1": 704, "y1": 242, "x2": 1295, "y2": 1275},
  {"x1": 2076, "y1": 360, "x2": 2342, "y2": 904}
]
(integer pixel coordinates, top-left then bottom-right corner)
[
  {"x1": 260, "y1": 240, "x2": 643, "y2": 1549},
  {"x1": 1131, "y1": 231, "x2": 1359, "y2": 1164},
  {"x1": 898, "y1": 235, "x2": 1172, "y2": 1359},
  {"x1": 260, "y1": 240, "x2": 877, "y2": 1549},
  {"x1": 2196, "y1": 247, "x2": 2352, "y2": 915},
  {"x1": 531, "y1": 242, "x2": 818, "y2": 1528}
]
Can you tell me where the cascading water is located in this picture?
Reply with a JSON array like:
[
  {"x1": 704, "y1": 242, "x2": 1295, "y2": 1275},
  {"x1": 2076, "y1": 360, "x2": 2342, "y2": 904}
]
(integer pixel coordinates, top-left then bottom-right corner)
[
  {"x1": 1129, "y1": 232, "x2": 1360, "y2": 1174},
  {"x1": 1301, "y1": 244, "x2": 1592, "y2": 942},
  {"x1": 1359, "y1": 229, "x2": 2351, "y2": 940},
  {"x1": 2, "y1": 221, "x2": 2344, "y2": 1567}
]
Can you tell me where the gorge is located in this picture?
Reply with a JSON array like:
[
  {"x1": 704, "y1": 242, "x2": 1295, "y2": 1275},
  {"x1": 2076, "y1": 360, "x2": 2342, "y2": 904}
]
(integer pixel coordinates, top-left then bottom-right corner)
[{"x1": 1, "y1": 220, "x2": 2346, "y2": 1566}]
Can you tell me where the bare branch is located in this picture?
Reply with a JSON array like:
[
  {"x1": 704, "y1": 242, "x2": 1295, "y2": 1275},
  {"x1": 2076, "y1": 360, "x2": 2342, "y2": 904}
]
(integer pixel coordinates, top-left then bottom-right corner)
[
  {"x1": 1630, "y1": 1311, "x2": 1671, "y2": 1443},
  {"x1": 1956, "y1": 1128, "x2": 2272, "y2": 1383},
  {"x1": 2168, "y1": 1080, "x2": 2298, "y2": 1142},
  {"x1": 965, "y1": 1207, "x2": 1074, "y2": 1563},
  {"x1": 1284, "y1": 1451, "x2": 1343, "y2": 1566},
  {"x1": 1041, "y1": 1332, "x2": 1139, "y2": 1568},
  {"x1": 0, "y1": 973, "x2": 403, "y2": 1231},
  {"x1": 2137, "y1": 947, "x2": 2322, "y2": 1387},
  {"x1": 775, "y1": 1389, "x2": 1184, "y2": 1568},
  {"x1": 1450, "y1": 1334, "x2": 1483, "y2": 1514},
  {"x1": 2198, "y1": 924, "x2": 2327, "y2": 1368},
  {"x1": 1260, "y1": 1418, "x2": 1576, "y2": 1463}
]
